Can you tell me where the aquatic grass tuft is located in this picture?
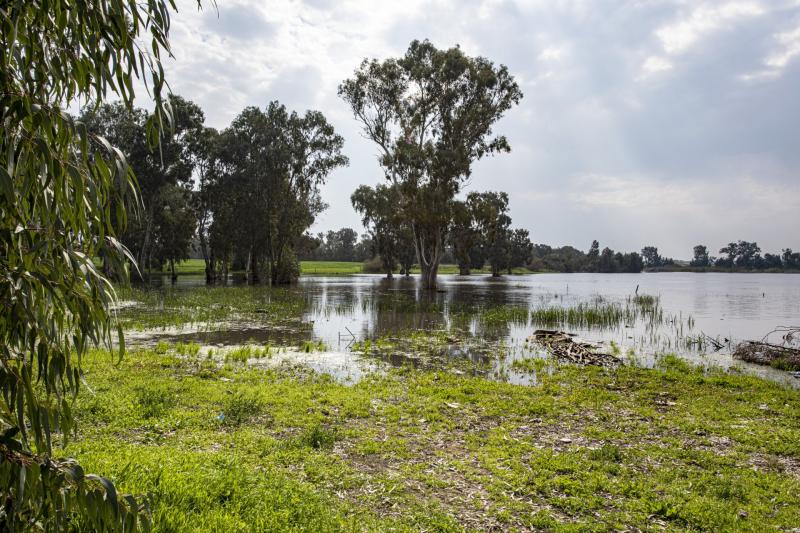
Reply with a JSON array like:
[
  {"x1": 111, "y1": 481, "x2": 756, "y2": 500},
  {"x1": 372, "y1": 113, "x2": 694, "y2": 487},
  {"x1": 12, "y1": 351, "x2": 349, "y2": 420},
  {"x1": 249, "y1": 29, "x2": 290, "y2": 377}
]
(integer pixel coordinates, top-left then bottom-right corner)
[
  {"x1": 301, "y1": 340, "x2": 327, "y2": 353},
  {"x1": 530, "y1": 302, "x2": 635, "y2": 329},
  {"x1": 224, "y1": 345, "x2": 272, "y2": 363}
]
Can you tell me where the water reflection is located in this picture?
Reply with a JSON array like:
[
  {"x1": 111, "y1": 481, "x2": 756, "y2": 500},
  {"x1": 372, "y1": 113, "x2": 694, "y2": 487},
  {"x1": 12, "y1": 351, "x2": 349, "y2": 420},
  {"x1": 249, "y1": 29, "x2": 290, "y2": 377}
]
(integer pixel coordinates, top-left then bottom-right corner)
[{"x1": 136, "y1": 272, "x2": 800, "y2": 385}]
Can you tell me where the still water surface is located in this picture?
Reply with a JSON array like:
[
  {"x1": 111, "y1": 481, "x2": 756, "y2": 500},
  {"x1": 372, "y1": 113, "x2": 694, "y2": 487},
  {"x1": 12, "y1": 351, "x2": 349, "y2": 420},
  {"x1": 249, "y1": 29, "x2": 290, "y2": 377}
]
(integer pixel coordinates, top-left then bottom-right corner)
[{"x1": 141, "y1": 272, "x2": 800, "y2": 385}]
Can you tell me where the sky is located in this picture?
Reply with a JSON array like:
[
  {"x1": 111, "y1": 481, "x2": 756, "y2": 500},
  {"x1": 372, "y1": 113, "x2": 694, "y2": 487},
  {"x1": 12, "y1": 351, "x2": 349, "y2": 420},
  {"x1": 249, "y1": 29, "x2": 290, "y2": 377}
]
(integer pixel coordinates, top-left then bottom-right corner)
[{"x1": 158, "y1": 0, "x2": 800, "y2": 259}]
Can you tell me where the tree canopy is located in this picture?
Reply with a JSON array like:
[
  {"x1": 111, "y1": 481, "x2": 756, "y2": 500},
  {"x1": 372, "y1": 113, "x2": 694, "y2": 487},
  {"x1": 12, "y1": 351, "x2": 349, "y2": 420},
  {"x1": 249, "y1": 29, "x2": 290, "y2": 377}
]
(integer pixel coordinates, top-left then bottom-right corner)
[
  {"x1": 82, "y1": 95, "x2": 207, "y2": 278},
  {"x1": 206, "y1": 103, "x2": 347, "y2": 284},
  {"x1": 351, "y1": 184, "x2": 416, "y2": 277},
  {"x1": 340, "y1": 40, "x2": 522, "y2": 288},
  {"x1": 0, "y1": 0, "x2": 195, "y2": 529}
]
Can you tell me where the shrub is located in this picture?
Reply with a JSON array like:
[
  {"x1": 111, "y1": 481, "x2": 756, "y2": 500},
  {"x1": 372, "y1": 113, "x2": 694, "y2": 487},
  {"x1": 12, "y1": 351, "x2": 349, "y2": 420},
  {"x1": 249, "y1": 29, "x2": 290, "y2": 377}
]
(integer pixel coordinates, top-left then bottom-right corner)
[{"x1": 362, "y1": 256, "x2": 385, "y2": 273}]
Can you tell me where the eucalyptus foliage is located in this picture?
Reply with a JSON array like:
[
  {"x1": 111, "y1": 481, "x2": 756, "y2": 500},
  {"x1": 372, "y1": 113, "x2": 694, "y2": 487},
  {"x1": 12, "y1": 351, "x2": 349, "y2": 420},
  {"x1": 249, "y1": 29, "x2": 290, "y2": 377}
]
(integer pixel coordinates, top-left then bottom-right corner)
[
  {"x1": 339, "y1": 40, "x2": 522, "y2": 288},
  {"x1": 208, "y1": 102, "x2": 348, "y2": 284},
  {"x1": 351, "y1": 184, "x2": 415, "y2": 278},
  {"x1": 0, "y1": 0, "x2": 193, "y2": 529}
]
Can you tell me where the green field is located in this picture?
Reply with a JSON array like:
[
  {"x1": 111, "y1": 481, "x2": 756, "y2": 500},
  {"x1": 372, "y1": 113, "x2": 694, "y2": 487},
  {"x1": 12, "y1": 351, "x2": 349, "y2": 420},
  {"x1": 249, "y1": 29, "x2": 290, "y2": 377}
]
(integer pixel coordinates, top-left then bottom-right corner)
[
  {"x1": 299, "y1": 261, "x2": 365, "y2": 274},
  {"x1": 67, "y1": 345, "x2": 800, "y2": 531},
  {"x1": 150, "y1": 259, "x2": 534, "y2": 277},
  {"x1": 148, "y1": 259, "x2": 363, "y2": 276}
]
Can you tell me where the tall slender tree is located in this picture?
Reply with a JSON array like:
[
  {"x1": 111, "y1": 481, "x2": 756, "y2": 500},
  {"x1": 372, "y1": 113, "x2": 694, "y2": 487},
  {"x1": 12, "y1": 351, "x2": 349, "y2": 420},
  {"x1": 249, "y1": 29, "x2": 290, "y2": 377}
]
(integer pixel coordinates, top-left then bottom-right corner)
[{"x1": 340, "y1": 40, "x2": 522, "y2": 288}]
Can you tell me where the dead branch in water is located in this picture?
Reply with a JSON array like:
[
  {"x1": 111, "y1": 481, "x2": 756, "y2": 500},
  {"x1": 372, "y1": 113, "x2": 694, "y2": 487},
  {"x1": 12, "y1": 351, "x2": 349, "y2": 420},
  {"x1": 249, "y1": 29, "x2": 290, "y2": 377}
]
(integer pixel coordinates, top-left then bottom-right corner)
[
  {"x1": 529, "y1": 330, "x2": 621, "y2": 367},
  {"x1": 733, "y1": 326, "x2": 800, "y2": 370}
]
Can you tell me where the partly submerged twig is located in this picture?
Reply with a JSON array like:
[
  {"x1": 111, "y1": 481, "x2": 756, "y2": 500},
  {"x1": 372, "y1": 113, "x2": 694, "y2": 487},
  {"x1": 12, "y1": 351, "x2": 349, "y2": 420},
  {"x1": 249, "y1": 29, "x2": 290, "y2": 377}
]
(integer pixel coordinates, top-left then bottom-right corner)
[
  {"x1": 733, "y1": 326, "x2": 800, "y2": 371},
  {"x1": 529, "y1": 330, "x2": 620, "y2": 367}
]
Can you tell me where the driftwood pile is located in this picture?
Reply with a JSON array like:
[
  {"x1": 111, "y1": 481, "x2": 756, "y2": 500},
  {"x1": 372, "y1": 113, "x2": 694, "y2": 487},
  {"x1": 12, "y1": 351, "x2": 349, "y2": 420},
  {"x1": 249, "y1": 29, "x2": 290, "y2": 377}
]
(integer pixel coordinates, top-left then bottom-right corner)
[
  {"x1": 528, "y1": 330, "x2": 620, "y2": 367},
  {"x1": 733, "y1": 327, "x2": 800, "y2": 370}
]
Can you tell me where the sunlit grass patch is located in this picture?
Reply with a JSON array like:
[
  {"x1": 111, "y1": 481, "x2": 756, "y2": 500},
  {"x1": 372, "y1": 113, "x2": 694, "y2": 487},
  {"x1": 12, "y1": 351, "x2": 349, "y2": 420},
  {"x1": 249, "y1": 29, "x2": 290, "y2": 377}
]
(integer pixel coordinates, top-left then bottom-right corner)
[{"x1": 68, "y1": 333, "x2": 800, "y2": 531}]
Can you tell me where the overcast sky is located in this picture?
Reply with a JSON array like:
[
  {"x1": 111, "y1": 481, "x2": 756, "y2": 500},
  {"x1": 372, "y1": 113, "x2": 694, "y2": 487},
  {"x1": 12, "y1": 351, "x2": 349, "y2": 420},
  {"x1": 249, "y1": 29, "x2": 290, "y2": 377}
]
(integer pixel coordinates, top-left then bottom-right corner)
[{"x1": 160, "y1": 0, "x2": 800, "y2": 259}]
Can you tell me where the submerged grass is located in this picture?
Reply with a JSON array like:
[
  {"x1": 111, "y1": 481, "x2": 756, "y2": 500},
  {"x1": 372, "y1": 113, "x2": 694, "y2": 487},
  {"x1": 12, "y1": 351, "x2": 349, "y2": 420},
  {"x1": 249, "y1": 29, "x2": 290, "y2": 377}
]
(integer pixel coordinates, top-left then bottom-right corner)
[
  {"x1": 529, "y1": 302, "x2": 636, "y2": 329},
  {"x1": 67, "y1": 346, "x2": 800, "y2": 531},
  {"x1": 115, "y1": 286, "x2": 308, "y2": 330}
]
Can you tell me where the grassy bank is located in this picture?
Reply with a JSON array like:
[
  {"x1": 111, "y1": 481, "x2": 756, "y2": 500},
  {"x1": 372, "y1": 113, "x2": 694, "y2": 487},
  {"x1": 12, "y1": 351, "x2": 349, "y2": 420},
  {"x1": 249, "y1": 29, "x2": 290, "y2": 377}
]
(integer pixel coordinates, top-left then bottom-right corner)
[
  {"x1": 67, "y1": 346, "x2": 800, "y2": 531},
  {"x1": 144, "y1": 259, "x2": 535, "y2": 277}
]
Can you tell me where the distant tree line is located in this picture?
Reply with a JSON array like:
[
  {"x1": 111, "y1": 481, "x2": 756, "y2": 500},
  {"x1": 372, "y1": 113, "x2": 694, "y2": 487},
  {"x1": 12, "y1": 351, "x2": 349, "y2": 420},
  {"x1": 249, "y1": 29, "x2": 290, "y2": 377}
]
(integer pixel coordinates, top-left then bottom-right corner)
[
  {"x1": 624, "y1": 241, "x2": 799, "y2": 272},
  {"x1": 687, "y1": 241, "x2": 800, "y2": 271},
  {"x1": 299, "y1": 228, "x2": 373, "y2": 263},
  {"x1": 528, "y1": 240, "x2": 645, "y2": 273}
]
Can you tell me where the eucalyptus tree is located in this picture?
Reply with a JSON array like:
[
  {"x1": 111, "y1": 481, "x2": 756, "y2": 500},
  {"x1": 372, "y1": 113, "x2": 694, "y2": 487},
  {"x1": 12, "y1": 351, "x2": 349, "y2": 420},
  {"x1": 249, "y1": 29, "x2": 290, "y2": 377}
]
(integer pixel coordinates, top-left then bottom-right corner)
[
  {"x1": 468, "y1": 191, "x2": 512, "y2": 276},
  {"x1": 587, "y1": 240, "x2": 600, "y2": 271},
  {"x1": 192, "y1": 126, "x2": 221, "y2": 282},
  {"x1": 783, "y1": 249, "x2": 800, "y2": 269},
  {"x1": 323, "y1": 228, "x2": 359, "y2": 261},
  {"x1": 450, "y1": 199, "x2": 480, "y2": 275},
  {"x1": 691, "y1": 245, "x2": 710, "y2": 267},
  {"x1": 211, "y1": 103, "x2": 347, "y2": 284},
  {"x1": 641, "y1": 246, "x2": 663, "y2": 268},
  {"x1": 153, "y1": 184, "x2": 197, "y2": 279},
  {"x1": 352, "y1": 184, "x2": 415, "y2": 277},
  {"x1": 507, "y1": 228, "x2": 533, "y2": 272},
  {"x1": 83, "y1": 95, "x2": 206, "y2": 276},
  {"x1": 340, "y1": 40, "x2": 522, "y2": 288},
  {"x1": 0, "y1": 0, "x2": 194, "y2": 529}
]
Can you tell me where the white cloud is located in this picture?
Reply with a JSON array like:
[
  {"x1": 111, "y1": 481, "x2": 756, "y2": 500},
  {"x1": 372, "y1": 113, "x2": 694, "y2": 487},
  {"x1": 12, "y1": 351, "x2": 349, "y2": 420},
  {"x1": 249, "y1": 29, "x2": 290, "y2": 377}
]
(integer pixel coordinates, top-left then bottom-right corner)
[
  {"x1": 639, "y1": 55, "x2": 673, "y2": 79},
  {"x1": 766, "y1": 25, "x2": 800, "y2": 67},
  {"x1": 568, "y1": 174, "x2": 800, "y2": 216},
  {"x1": 655, "y1": 2, "x2": 765, "y2": 55},
  {"x1": 538, "y1": 45, "x2": 567, "y2": 62},
  {"x1": 742, "y1": 23, "x2": 800, "y2": 80}
]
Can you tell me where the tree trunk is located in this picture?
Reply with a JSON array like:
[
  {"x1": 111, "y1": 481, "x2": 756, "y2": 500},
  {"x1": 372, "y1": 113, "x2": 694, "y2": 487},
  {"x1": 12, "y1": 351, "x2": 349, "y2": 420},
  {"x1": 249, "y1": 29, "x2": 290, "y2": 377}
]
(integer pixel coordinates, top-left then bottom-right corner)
[
  {"x1": 459, "y1": 265, "x2": 470, "y2": 276},
  {"x1": 138, "y1": 201, "x2": 156, "y2": 278},
  {"x1": 247, "y1": 247, "x2": 260, "y2": 284},
  {"x1": 413, "y1": 225, "x2": 442, "y2": 290},
  {"x1": 206, "y1": 248, "x2": 216, "y2": 284},
  {"x1": 420, "y1": 261, "x2": 439, "y2": 289},
  {"x1": 170, "y1": 259, "x2": 177, "y2": 282},
  {"x1": 198, "y1": 217, "x2": 214, "y2": 283}
]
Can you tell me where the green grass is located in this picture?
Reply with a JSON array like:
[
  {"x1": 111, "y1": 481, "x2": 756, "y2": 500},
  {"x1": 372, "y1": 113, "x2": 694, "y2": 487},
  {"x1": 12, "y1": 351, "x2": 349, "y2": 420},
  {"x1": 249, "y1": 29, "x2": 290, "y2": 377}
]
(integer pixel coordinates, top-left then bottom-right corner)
[
  {"x1": 300, "y1": 261, "x2": 365, "y2": 275},
  {"x1": 65, "y1": 346, "x2": 800, "y2": 531},
  {"x1": 144, "y1": 258, "x2": 537, "y2": 277}
]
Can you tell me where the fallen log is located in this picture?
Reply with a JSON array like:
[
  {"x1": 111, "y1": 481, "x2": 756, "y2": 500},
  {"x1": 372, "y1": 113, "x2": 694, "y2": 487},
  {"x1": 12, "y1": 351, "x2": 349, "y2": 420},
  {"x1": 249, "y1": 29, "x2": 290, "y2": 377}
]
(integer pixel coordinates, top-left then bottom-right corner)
[
  {"x1": 732, "y1": 341, "x2": 800, "y2": 370},
  {"x1": 528, "y1": 330, "x2": 621, "y2": 367},
  {"x1": 732, "y1": 327, "x2": 800, "y2": 371}
]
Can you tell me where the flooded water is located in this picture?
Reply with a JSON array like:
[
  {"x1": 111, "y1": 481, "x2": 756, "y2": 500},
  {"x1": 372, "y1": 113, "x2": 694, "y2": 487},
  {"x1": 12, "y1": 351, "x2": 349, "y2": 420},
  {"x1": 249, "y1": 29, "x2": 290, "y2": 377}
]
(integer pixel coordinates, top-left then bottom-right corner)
[{"x1": 130, "y1": 272, "x2": 800, "y2": 386}]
